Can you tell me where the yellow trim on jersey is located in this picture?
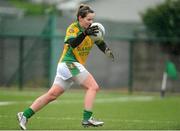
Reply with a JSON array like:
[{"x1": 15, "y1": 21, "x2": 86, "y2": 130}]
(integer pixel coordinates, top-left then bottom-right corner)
[
  {"x1": 72, "y1": 48, "x2": 84, "y2": 64},
  {"x1": 64, "y1": 22, "x2": 80, "y2": 42},
  {"x1": 59, "y1": 44, "x2": 69, "y2": 62}
]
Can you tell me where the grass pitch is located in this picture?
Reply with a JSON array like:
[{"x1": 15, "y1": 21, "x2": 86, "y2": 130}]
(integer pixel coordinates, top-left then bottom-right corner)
[{"x1": 0, "y1": 87, "x2": 180, "y2": 130}]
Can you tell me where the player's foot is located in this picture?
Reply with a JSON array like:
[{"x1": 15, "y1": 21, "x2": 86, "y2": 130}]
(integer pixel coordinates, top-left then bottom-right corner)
[
  {"x1": 82, "y1": 117, "x2": 104, "y2": 127},
  {"x1": 17, "y1": 112, "x2": 27, "y2": 130}
]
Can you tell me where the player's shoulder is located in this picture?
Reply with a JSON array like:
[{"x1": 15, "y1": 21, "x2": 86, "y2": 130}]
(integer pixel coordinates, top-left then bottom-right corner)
[{"x1": 67, "y1": 21, "x2": 80, "y2": 33}]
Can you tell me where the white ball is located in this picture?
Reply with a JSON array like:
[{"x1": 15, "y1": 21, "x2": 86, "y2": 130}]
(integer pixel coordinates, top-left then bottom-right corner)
[{"x1": 90, "y1": 22, "x2": 105, "y2": 41}]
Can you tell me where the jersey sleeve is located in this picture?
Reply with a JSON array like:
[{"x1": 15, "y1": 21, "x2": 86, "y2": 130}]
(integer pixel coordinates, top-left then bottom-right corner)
[{"x1": 64, "y1": 25, "x2": 79, "y2": 43}]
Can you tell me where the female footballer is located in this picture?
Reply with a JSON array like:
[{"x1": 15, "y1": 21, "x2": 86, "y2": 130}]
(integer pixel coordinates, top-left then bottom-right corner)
[{"x1": 17, "y1": 4, "x2": 114, "y2": 130}]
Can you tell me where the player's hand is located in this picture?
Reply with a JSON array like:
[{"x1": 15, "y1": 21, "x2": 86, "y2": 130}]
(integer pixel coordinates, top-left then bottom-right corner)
[
  {"x1": 105, "y1": 48, "x2": 115, "y2": 61},
  {"x1": 84, "y1": 25, "x2": 99, "y2": 36}
]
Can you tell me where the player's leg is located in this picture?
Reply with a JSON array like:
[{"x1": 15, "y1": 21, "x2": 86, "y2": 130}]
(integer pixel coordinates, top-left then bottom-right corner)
[
  {"x1": 17, "y1": 63, "x2": 74, "y2": 130},
  {"x1": 74, "y1": 72, "x2": 104, "y2": 127},
  {"x1": 17, "y1": 75, "x2": 73, "y2": 130},
  {"x1": 17, "y1": 84, "x2": 65, "y2": 130},
  {"x1": 30, "y1": 84, "x2": 65, "y2": 112},
  {"x1": 81, "y1": 73, "x2": 99, "y2": 111}
]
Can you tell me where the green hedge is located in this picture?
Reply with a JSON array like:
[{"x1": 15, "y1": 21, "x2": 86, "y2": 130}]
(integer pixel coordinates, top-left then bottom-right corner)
[{"x1": 141, "y1": 0, "x2": 180, "y2": 56}]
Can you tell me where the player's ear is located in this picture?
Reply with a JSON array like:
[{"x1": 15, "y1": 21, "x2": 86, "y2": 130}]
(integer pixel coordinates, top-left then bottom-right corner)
[{"x1": 78, "y1": 16, "x2": 83, "y2": 21}]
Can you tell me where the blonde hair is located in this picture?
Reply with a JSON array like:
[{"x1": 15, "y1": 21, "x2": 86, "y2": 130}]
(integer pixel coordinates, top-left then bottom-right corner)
[{"x1": 76, "y1": 4, "x2": 94, "y2": 20}]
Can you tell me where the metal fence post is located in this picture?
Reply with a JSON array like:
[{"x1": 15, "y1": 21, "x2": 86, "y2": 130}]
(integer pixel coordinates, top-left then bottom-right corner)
[
  {"x1": 19, "y1": 36, "x2": 24, "y2": 90},
  {"x1": 128, "y1": 40, "x2": 134, "y2": 93}
]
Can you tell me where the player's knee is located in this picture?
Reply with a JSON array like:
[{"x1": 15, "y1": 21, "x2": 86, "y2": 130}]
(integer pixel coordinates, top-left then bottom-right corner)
[
  {"x1": 92, "y1": 85, "x2": 100, "y2": 92},
  {"x1": 96, "y1": 86, "x2": 100, "y2": 92}
]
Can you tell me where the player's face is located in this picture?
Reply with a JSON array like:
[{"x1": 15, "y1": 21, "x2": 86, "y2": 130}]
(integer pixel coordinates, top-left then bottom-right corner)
[{"x1": 79, "y1": 13, "x2": 95, "y2": 29}]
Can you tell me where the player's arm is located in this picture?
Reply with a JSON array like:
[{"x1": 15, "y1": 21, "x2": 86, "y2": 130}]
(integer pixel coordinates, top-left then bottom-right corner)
[
  {"x1": 66, "y1": 26, "x2": 98, "y2": 48},
  {"x1": 95, "y1": 40, "x2": 114, "y2": 61}
]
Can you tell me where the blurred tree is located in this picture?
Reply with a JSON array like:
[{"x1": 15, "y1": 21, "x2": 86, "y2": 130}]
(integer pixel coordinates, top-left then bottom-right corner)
[
  {"x1": 10, "y1": 0, "x2": 61, "y2": 16},
  {"x1": 141, "y1": 0, "x2": 180, "y2": 56}
]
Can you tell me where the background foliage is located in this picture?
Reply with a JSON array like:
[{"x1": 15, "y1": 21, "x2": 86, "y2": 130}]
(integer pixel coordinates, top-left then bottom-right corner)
[
  {"x1": 10, "y1": 0, "x2": 60, "y2": 15},
  {"x1": 141, "y1": 0, "x2": 180, "y2": 56}
]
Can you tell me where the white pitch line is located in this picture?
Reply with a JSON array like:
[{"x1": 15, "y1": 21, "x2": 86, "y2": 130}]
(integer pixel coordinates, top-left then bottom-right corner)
[
  {"x1": 0, "y1": 96, "x2": 154, "y2": 106},
  {"x1": 0, "y1": 101, "x2": 32, "y2": 106},
  {"x1": 0, "y1": 101, "x2": 16, "y2": 106},
  {"x1": 96, "y1": 96, "x2": 154, "y2": 103}
]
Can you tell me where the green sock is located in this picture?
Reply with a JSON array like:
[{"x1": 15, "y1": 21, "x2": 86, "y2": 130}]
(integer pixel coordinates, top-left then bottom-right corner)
[
  {"x1": 83, "y1": 110, "x2": 92, "y2": 121},
  {"x1": 23, "y1": 108, "x2": 35, "y2": 119}
]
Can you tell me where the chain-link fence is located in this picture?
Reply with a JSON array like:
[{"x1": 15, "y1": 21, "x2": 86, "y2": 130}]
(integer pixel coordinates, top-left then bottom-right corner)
[{"x1": 0, "y1": 36, "x2": 50, "y2": 88}]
